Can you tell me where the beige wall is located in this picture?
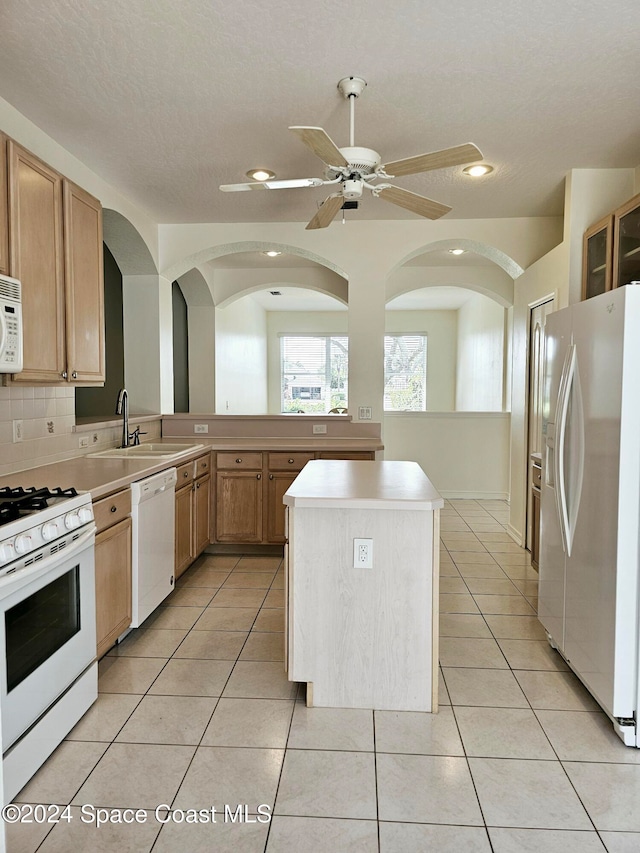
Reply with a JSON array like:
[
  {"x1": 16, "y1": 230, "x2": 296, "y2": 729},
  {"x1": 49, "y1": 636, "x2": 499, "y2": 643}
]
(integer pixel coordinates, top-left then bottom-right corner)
[
  {"x1": 455, "y1": 294, "x2": 505, "y2": 411},
  {"x1": 215, "y1": 297, "x2": 268, "y2": 414}
]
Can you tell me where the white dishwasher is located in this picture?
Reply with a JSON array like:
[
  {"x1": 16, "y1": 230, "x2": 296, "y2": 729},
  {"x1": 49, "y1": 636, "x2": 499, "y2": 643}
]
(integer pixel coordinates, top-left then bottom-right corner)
[{"x1": 130, "y1": 467, "x2": 177, "y2": 627}]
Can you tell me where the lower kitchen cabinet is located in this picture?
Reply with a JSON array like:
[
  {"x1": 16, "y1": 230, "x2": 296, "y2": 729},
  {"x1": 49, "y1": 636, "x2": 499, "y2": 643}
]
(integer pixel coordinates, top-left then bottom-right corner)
[
  {"x1": 174, "y1": 453, "x2": 212, "y2": 579},
  {"x1": 93, "y1": 489, "x2": 132, "y2": 659},
  {"x1": 212, "y1": 449, "x2": 375, "y2": 545},
  {"x1": 216, "y1": 469, "x2": 263, "y2": 543}
]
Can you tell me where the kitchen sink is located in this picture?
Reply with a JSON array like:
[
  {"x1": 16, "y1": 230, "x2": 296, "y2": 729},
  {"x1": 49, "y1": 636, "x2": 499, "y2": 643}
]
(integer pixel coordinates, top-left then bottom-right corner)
[{"x1": 88, "y1": 443, "x2": 205, "y2": 461}]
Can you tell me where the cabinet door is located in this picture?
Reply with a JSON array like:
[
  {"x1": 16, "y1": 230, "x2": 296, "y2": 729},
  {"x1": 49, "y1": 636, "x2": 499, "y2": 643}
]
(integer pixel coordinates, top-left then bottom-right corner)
[
  {"x1": 63, "y1": 180, "x2": 105, "y2": 383},
  {"x1": 0, "y1": 133, "x2": 8, "y2": 275},
  {"x1": 613, "y1": 192, "x2": 640, "y2": 289},
  {"x1": 193, "y1": 473, "x2": 211, "y2": 556},
  {"x1": 8, "y1": 141, "x2": 65, "y2": 382},
  {"x1": 582, "y1": 215, "x2": 612, "y2": 300},
  {"x1": 267, "y1": 471, "x2": 298, "y2": 543},
  {"x1": 95, "y1": 517, "x2": 132, "y2": 659},
  {"x1": 175, "y1": 482, "x2": 193, "y2": 579},
  {"x1": 215, "y1": 471, "x2": 263, "y2": 543}
]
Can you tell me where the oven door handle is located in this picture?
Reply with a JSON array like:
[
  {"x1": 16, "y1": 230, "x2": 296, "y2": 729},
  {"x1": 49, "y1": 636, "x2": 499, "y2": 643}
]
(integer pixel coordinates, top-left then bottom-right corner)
[{"x1": 0, "y1": 525, "x2": 96, "y2": 591}]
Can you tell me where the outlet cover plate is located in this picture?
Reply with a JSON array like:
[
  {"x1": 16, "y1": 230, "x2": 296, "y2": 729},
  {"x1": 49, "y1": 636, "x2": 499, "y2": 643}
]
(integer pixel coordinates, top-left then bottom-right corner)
[
  {"x1": 353, "y1": 538, "x2": 373, "y2": 568},
  {"x1": 312, "y1": 424, "x2": 327, "y2": 434},
  {"x1": 194, "y1": 424, "x2": 209, "y2": 434}
]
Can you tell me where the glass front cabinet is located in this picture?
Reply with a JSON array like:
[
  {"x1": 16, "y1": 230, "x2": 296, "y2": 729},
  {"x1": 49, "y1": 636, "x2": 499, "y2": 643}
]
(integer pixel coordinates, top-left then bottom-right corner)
[
  {"x1": 582, "y1": 215, "x2": 613, "y2": 300},
  {"x1": 582, "y1": 192, "x2": 640, "y2": 300},
  {"x1": 613, "y1": 193, "x2": 640, "y2": 290}
]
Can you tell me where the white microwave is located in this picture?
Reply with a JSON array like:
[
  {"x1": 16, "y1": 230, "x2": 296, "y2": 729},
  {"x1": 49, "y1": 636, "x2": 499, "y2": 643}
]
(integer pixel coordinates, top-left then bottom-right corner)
[{"x1": 0, "y1": 274, "x2": 22, "y2": 373}]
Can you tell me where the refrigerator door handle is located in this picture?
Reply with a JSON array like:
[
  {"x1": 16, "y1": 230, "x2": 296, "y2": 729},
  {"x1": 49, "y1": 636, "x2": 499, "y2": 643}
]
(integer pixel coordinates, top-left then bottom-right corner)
[{"x1": 555, "y1": 343, "x2": 577, "y2": 556}]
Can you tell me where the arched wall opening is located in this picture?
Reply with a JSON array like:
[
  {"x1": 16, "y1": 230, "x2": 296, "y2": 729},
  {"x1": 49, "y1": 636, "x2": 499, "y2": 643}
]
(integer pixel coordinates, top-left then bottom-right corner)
[{"x1": 76, "y1": 209, "x2": 159, "y2": 418}]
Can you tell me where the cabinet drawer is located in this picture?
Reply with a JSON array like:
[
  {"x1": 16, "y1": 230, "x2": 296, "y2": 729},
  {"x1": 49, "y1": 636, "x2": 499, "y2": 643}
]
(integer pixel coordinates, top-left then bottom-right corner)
[
  {"x1": 176, "y1": 460, "x2": 195, "y2": 485},
  {"x1": 268, "y1": 452, "x2": 315, "y2": 471},
  {"x1": 194, "y1": 453, "x2": 211, "y2": 476},
  {"x1": 532, "y1": 464, "x2": 542, "y2": 489},
  {"x1": 216, "y1": 452, "x2": 262, "y2": 470},
  {"x1": 93, "y1": 489, "x2": 131, "y2": 533}
]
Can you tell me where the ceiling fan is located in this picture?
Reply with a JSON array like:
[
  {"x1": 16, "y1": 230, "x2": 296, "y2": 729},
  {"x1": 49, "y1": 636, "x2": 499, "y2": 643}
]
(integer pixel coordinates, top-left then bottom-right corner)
[{"x1": 220, "y1": 77, "x2": 483, "y2": 230}]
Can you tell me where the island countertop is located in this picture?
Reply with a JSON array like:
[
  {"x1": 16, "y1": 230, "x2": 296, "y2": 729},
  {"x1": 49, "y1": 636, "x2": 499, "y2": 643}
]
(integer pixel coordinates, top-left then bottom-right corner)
[{"x1": 284, "y1": 459, "x2": 444, "y2": 511}]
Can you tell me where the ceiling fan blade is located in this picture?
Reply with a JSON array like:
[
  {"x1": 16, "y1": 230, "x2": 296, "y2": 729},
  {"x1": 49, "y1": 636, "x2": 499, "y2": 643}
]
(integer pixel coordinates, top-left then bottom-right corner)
[
  {"x1": 377, "y1": 185, "x2": 451, "y2": 219},
  {"x1": 289, "y1": 126, "x2": 349, "y2": 168},
  {"x1": 306, "y1": 194, "x2": 344, "y2": 230},
  {"x1": 220, "y1": 178, "x2": 323, "y2": 192},
  {"x1": 381, "y1": 143, "x2": 482, "y2": 177}
]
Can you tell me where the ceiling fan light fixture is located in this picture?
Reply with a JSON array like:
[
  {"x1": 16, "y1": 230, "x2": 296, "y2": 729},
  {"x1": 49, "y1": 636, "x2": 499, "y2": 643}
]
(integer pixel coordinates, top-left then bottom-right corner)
[
  {"x1": 246, "y1": 168, "x2": 276, "y2": 181},
  {"x1": 263, "y1": 250, "x2": 282, "y2": 257},
  {"x1": 449, "y1": 248, "x2": 466, "y2": 255},
  {"x1": 462, "y1": 164, "x2": 494, "y2": 177}
]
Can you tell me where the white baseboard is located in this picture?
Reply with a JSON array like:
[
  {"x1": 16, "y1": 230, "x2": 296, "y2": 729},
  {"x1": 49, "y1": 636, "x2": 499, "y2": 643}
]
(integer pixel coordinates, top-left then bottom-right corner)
[
  {"x1": 440, "y1": 491, "x2": 509, "y2": 501},
  {"x1": 506, "y1": 523, "x2": 524, "y2": 546}
]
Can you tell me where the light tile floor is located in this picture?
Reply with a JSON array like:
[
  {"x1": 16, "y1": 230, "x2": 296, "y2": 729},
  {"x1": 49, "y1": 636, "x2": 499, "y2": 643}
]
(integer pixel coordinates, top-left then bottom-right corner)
[{"x1": 8, "y1": 500, "x2": 640, "y2": 852}]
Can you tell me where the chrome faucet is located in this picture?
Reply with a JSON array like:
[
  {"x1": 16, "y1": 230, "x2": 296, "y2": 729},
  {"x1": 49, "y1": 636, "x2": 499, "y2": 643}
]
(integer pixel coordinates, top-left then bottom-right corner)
[{"x1": 115, "y1": 388, "x2": 135, "y2": 448}]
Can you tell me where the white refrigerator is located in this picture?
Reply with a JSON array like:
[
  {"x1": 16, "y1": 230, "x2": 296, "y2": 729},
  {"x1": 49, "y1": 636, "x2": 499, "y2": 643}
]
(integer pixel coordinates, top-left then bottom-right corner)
[{"x1": 539, "y1": 284, "x2": 640, "y2": 746}]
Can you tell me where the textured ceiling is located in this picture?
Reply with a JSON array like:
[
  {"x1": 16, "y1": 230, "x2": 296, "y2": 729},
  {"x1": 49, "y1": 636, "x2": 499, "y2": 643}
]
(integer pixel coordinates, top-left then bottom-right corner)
[{"x1": 1, "y1": 0, "x2": 639, "y2": 224}]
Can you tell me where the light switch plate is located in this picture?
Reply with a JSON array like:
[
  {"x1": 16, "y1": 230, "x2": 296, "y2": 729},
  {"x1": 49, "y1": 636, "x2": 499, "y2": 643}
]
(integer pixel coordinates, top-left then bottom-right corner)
[{"x1": 358, "y1": 406, "x2": 372, "y2": 420}]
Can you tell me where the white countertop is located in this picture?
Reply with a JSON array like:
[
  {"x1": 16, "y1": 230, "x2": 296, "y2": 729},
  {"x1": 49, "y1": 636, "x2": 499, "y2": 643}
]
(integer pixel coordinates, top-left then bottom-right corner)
[{"x1": 284, "y1": 460, "x2": 444, "y2": 511}]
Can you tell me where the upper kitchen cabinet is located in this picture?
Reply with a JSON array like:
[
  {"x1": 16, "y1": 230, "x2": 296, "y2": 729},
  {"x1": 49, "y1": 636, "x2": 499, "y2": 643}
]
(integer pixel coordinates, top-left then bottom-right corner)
[
  {"x1": 613, "y1": 192, "x2": 640, "y2": 290},
  {"x1": 0, "y1": 133, "x2": 8, "y2": 275},
  {"x1": 63, "y1": 181, "x2": 105, "y2": 383},
  {"x1": 7, "y1": 140, "x2": 104, "y2": 384},
  {"x1": 582, "y1": 215, "x2": 612, "y2": 300}
]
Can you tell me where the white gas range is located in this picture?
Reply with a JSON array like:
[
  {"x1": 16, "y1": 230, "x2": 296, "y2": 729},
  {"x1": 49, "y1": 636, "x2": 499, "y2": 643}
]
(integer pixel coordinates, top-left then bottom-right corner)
[{"x1": 0, "y1": 486, "x2": 98, "y2": 803}]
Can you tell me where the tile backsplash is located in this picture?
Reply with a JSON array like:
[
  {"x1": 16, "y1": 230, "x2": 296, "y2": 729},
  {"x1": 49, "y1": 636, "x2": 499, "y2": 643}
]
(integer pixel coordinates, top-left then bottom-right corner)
[{"x1": 0, "y1": 385, "x2": 161, "y2": 476}]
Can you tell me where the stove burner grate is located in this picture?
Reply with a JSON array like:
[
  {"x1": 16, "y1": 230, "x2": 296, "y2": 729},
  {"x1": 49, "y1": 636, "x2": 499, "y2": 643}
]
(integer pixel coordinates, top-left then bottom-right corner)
[{"x1": 0, "y1": 487, "x2": 79, "y2": 526}]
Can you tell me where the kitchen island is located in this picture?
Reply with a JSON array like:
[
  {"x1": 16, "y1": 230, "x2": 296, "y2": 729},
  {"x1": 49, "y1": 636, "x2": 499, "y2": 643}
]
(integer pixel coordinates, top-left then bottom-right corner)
[{"x1": 284, "y1": 459, "x2": 443, "y2": 712}]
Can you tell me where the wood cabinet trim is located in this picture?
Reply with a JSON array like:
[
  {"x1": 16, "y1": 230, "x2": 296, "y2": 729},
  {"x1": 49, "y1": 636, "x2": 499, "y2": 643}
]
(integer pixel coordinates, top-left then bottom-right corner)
[
  {"x1": 0, "y1": 133, "x2": 8, "y2": 275},
  {"x1": 582, "y1": 214, "x2": 613, "y2": 300}
]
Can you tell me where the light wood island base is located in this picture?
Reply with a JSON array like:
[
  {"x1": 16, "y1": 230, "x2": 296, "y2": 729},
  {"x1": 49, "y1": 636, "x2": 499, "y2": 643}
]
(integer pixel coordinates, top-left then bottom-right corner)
[{"x1": 284, "y1": 460, "x2": 443, "y2": 712}]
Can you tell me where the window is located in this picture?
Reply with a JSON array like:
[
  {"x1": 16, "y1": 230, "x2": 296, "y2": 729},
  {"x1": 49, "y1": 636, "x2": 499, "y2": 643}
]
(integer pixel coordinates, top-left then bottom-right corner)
[
  {"x1": 281, "y1": 335, "x2": 348, "y2": 413},
  {"x1": 384, "y1": 334, "x2": 427, "y2": 411}
]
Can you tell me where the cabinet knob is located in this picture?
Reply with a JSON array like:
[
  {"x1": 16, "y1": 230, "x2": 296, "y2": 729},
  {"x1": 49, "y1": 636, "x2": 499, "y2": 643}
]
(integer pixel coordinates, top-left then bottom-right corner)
[
  {"x1": 183, "y1": 471, "x2": 189, "y2": 478},
  {"x1": 196, "y1": 482, "x2": 200, "y2": 489},
  {"x1": 269, "y1": 474, "x2": 273, "y2": 480},
  {"x1": 61, "y1": 371, "x2": 68, "y2": 379},
  {"x1": 257, "y1": 473, "x2": 262, "y2": 480},
  {"x1": 288, "y1": 458, "x2": 294, "y2": 464},
  {"x1": 71, "y1": 371, "x2": 78, "y2": 379},
  {"x1": 236, "y1": 458, "x2": 242, "y2": 463},
  {"x1": 110, "y1": 506, "x2": 117, "y2": 513}
]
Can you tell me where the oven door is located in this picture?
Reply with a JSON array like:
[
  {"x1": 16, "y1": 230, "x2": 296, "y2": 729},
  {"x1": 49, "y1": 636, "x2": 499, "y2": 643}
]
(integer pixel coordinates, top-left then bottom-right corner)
[{"x1": 0, "y1": 525, "x2": 96, "y2": 750}]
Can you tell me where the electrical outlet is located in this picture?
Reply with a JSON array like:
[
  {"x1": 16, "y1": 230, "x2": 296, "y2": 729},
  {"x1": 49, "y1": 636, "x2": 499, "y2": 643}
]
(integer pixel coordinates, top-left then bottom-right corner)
[
  {"x1": 353, "y1": 538, "x2": 373, "y2": 568},
  {"x1": 12, "y1": 419, "x2": 23, "y2": 443},
  {"x1": 312, "y1": 424, "x2": 327, "y2": 434},
  {"x1": 78, "y1": 436, "x2": 90, "y2": 448},
  {"x1": 194, "y1": 424, "x2": 209, "y2": 434},
  {"x1": 358, "y1": 406, "x2": 372, "y2": 420}
]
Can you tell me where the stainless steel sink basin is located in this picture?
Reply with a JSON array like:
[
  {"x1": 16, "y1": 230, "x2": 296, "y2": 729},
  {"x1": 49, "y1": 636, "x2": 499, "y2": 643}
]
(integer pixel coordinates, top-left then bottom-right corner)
[{"x1": 88, "y1": 443, "x2": 205, "y2": 461}]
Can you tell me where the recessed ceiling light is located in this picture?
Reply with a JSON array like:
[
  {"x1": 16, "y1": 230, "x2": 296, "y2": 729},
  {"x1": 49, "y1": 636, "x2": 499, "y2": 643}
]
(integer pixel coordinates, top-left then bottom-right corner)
[
  {"x1": 262, "y1": 250, "x2": 282, "y2": 257},
  {"x1": 462, "y1": 164, "x2": 494, "y2": 177},
  {"x1": 246, "y1": 168, "x2": 276, "y2": 181},
  {"x1": 449, "y1": 248, "x2": 466, "y2": 255}
]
